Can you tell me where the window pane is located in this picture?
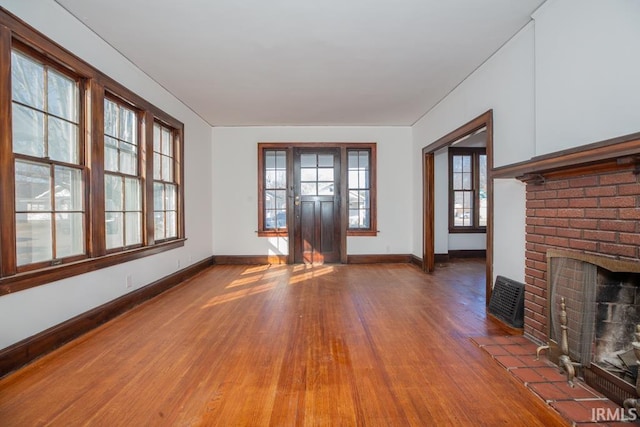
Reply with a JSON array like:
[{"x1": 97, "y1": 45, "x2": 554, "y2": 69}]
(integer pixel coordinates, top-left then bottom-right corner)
[
  {"x1": 16, "y1": 212, "x2": 52, "y2": 266},
  {"x1": 125, "y1": 212, "x2": 142, "y2": 245},
  {"x1": 358, "y1": 152, "x2": 368, "y2": 168},
  {"x1": 119, "y1": 107, "x2": 136, "y2": 143},
  {"x1": 54, "y1": 166, "x2": 83, "y2": 211},
  {"x1": 274, "y1": 190, "x2": 286, "y2": 209},
  {"x1": 275, "y1": 210, "x2": 287, "y2": 228},
  {"x1": 453, "y1": 156, "x2": 462, "y2": 173},
  {"x1": 462, "y1": 172, "x2": 471, "y2": 190},
  {"x1": 162, "y1": 155, "x2": 172, "y2": 181},
  {"x1": 166, "y1": 184, "x2": 177, "y2": 211},
  {"x1": 265, "y1": 170, "x2": 276, "y2": 188},
  {"x1": 124, "y1": 177, "x2": 141, "y2": 211},
  {"x1": 166, "y1": 211, "x2": 177, "y2": 238},
  {"x1": 265, "y1": 190, "x2": 275, "y2": 210},
  {"x1": 105, "y1": 174, "x2": 123, "y2": 211},
  {"x1": 105, "y1": 137, "x2": 118, "y2": 171},
  {"x1": 462, "y1": 155, "x2": 471, "y2": 171},
  {"x1": 349, "y1": 191, "x2": 359, "y2": 209},
  {"x1": 348, "y1": 151, "x2": 358, "y2": 169},
  {"x1": 275, "y1": 170, "x2": 286, "y2": 188},
  {"x1": 55, "y1": 212, "x2": 84, "y2": 258},
  {"x1": 48, "y1": 71, "x2": 77, "y2": 122},
  {"x1": 15, "y1": 161, "x2": 51, "y2": 211},
  {"x1": 275, "y1": 151, "x2": 286, "y2": 169},
  {"x1": 154, "y1": 211, "x2": 165, "y2": 240},
  {"x1": 48, "y1": 117, "x2": 79, "y2": 164},
  {"x1": 153, "y1": 153, "x2": 162, "y2": 179},
  {"x1": 359, "y1": 190, "x2": 370, "y2": 209},
  {"x1": 161, "y1": 128, "x2": 171, "y2": 156},
  {"x1": 104, "y1": 99, "x2": 118, "y2": 137},
  {"x1": 153, "y1": 123, "x2": 161, "y2": 152},
  {"x1": 12, "y1": 104, "x2": 45, "y2": 157},
  {"x1": 11, "y1": 51, "x2": 44, "y2": 110},
  {"x1": 154, "y1": 182, "x2": 164, "y2": 211},
  {"x1": 106, "y1": 212, "x2": 123, "y2": 249},
  {"x1": 120, "y1": 142, "x2": 137, "y2": 175},
  {"x1": 265, "y1": 151, "x2": 276, "y2": 169}
]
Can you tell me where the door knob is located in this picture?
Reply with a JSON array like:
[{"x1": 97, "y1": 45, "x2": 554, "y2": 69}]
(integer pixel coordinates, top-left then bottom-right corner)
[{"x1": 294, "y1": 195, "x2": 300, "y2": 206}]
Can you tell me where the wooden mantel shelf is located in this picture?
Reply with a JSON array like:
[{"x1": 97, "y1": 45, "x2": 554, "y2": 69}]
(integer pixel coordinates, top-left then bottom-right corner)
[{"x1": 491, "y1": 132, "x2": 640, "y2": 182}]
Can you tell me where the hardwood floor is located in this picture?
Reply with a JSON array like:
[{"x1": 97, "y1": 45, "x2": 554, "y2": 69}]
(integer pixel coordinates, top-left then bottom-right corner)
[{"x1": 0, "y1": 260, "x2": 566, "y2": 426}]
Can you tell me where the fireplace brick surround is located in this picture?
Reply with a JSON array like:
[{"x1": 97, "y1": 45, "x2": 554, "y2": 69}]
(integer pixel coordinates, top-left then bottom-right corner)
[{"x1": 523, "y1": 169, "x2": 640, "y2": 343}]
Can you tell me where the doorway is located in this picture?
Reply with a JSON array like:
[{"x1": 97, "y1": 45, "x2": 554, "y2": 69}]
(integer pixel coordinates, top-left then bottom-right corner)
[
  {"x1": 292, "y1": 147, "x2": 341, "y2": 264},
  {"x1": 422, "y1": 110, "x2": 494, "y2": 304}
]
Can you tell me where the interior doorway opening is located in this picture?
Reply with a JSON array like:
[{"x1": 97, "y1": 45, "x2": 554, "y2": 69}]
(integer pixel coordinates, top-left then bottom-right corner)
[{"x1": 422, "y1": 110, "x2": 494, "y2": 304}]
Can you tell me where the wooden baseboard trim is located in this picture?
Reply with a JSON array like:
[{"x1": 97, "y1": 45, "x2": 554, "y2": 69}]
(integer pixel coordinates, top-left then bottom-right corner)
[
  {"x1": 410, "y1": 255, "x2": 423, "y2": 269},
  {"x1": 434, "y1": 253, "x2": 450, "y2": 263},
  {"x1": 448, "y1": 250, "x2": 486, "y2": 258},
  {"x1": 213, "y1": 255, "x2": 287, "y2": 265},
  {"x1": 0, "y1": 256, "x2": 214, "y2": 378},
  {"x1": 347, "y1": 254, "x2": 412, "y2": 264}
]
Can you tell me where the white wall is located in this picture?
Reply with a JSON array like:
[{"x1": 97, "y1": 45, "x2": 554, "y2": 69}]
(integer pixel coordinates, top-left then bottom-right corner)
[
  {"x1": 534, "y1": 0, "x2": 640, "y2": 155},
  {"x1": 0, "y1": 0, "x2": 214, "y2": 349},
  {"x1": 412, "y1": 22, "x2": 536, "y2": 281},
  {"x1": 212, "y1": 126, "x2": 413, "y2": 256}
]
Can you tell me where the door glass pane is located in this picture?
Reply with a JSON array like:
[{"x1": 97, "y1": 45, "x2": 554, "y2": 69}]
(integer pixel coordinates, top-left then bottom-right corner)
[
  {"x1": 317, "y1": 154, "x2": 333, "y2": 167},
  {"x1": 300, "y1": 154, "x2": 316, "y2": 167},
  {"x1": 55, "y1": 212, "x2": 84, "y2": 258},
  {"x1": 301, "y1": 168, "x2": 316, "y2": 181},
  {"x1": 317, "y1": 168, "x2": 333, "y2": 182},
  {"x1": 318, "y1": 182, "x2": 334, "y2": 195},
  {"x1": 16, "y1": 212, "x2": 52, "y2": 266},
  {"x1": 301, "y1": 182, "x2": 316, "y2": 196}
]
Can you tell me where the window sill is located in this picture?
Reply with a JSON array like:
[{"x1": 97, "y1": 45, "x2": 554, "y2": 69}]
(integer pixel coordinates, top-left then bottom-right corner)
[
  {"x1": 448, "y1": 228, "x2": 487, "y2": 234},
  {"x1": 347, "y1": 230, "x2": 378, "y2": 237},
  {"x1": 0, "y1": 239, "x2": 186, "y2": 296}
]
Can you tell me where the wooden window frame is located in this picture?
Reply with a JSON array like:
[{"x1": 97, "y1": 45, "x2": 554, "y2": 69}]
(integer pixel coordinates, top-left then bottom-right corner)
[
  {"x1": 448, "y1": 147, "x2": 486, "y2": 233},
  {"x1": 257, "y1": 142, "x2": 377, "y2": 238},
  {"x1": 0, "y1": 9, "x2": 185, "y2": 296}
]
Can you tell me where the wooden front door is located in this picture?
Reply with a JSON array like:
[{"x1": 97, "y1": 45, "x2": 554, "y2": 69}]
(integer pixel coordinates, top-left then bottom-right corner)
[{"x1": 293, "y1": 148, "x2": 341, "y2": 264}]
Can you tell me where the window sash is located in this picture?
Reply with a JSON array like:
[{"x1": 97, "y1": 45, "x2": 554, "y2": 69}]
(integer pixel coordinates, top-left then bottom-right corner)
[{"x1": 449, "y1": 148, "x2": 486, "y2": 232}]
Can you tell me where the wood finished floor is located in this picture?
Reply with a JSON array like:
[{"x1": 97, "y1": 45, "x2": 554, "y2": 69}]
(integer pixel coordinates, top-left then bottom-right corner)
[{"x1": 0, "y1": 260, "x2": 567, "y2": 426}]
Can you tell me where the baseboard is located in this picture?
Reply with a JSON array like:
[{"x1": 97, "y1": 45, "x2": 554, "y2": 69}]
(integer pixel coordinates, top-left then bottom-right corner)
[
  {"x1": 448, "y1": 250, "x2": 486, "y2": 258},
  {"x1": 346, "y1": 254, "x2": 412, "y2": 264},
  {"x1": 0, "y1": 256, "x2": 214, "y2": 378},
  {"x1": 410, "y1": 255, "x2": 423, "y2": 269},
  {"x1": 213, "y1": 255, "x2": 287, "y2": 265},
  {"x1": 434, "y1": 253, "x2": 450, "y2": 263}
]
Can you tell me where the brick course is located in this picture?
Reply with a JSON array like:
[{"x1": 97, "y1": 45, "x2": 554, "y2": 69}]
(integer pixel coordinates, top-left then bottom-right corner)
[{"x1": 523, "y1": 169, "x2": 640, "y2": 341}]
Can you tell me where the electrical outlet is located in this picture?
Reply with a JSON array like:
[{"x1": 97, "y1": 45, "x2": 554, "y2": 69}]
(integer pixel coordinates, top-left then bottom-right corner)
[{"x1": 126, "y1": 275, "x2": 133, "y2": 289}]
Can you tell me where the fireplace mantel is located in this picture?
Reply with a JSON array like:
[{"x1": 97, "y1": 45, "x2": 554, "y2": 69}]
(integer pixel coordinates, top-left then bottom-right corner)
[{"x1": 492, "y1": 132, "x2": 640, "y2": 182}]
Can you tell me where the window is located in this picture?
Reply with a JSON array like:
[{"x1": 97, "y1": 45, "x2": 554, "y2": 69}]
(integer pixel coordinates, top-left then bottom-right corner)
[
  {"x1": 0, "y1": 13, "x2": 184, "y2": 293},
  {"x1": 257, "y1": 143, "x2": 376, "y2": 237},
  {"x1": 104, "y1": 97, "x2": 142, "y2": 250},
  {"x1": 153, "y1": 122, "x2": 179, "y2": 241},
  {"x1": 12, "y1": 48, "x2": 85, "y2": 269},
  {"x1": 347, "y1": 149, "x2": 371, "y2": 230},
  {"x1": 263, "y1": 150, "x2": 287, "y2": 231},
  {"x1": 449, "y1": 147, "x2": 486, "y2": 232}
]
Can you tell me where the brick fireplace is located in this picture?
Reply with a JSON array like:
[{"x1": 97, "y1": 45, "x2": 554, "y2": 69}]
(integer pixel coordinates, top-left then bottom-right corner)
[
  {"x1": 491, "y1": 132, "x2": 640, "y2": 405},
  {"x1": 524, "y1": 168, "x2": 640, "y2": 343}
]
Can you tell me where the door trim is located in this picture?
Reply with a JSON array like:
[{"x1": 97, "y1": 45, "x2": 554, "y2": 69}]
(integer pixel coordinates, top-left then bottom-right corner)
[{"x1": 421, "y1": 110, "x2": 494, "y2": 305}]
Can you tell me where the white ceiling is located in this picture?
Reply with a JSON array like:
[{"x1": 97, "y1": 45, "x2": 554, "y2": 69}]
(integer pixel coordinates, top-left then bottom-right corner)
[{"x1": 56, "y1": 0, "x2": 545, "y2": 127}]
